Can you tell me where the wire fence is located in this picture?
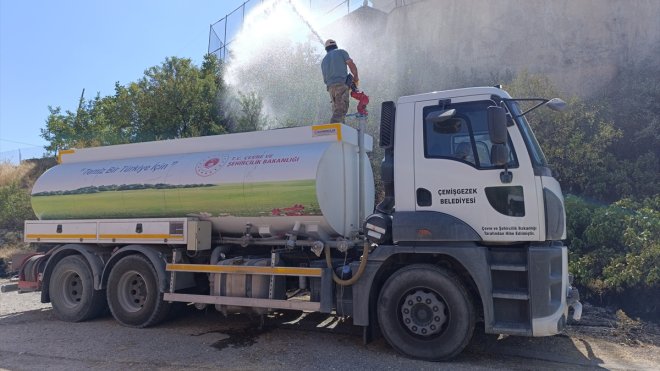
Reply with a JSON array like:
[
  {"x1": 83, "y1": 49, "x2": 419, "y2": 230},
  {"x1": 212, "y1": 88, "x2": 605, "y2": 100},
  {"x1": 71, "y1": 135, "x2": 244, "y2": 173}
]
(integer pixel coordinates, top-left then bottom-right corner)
[
  {"x1": 208, "y1": 0, "x2": 374, "y2": 60},
  {"x1": 0, "y1": 147, "x2": 46, "y2": 164}
]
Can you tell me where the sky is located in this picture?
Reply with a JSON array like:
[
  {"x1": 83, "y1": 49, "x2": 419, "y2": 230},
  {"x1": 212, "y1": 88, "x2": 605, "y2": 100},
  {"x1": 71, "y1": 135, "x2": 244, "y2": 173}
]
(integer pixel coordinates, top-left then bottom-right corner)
[{"x1": 0, "y1": 0, "x2": 247, "y2": 162}]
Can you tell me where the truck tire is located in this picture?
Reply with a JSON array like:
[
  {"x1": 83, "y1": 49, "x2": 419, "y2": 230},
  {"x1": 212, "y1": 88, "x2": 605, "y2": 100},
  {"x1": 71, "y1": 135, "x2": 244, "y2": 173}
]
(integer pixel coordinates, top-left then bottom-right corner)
[
  {"x1": 49, "y1": 255, "x2": 107, "y2": 322},
  {"x1": 107, "y1": 254, "x2": 171, "y2": 328},
  {"x1": 377, "y1": 264, "x2": 475, "y2": 361}
]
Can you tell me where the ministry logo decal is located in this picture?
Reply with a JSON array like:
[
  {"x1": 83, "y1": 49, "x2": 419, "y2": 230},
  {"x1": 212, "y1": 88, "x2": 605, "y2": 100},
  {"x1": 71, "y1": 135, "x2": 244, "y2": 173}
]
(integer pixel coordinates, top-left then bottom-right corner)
[{"x1": 195, "y1": 155, "x2": 225, "y2": 177}]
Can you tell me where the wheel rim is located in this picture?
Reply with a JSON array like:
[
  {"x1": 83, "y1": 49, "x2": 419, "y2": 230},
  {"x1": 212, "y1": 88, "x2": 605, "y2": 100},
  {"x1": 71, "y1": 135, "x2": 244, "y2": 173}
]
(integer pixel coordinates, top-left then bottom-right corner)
[
  {"x1": 400, "y1": 288, "x2": 447, "y2": 337},
  {"x1": 59, "y1": 270, "x2": 84, "y2": 308},
  {"x1": 116, "y1": 270, "x2": 148, "y2": 312}
]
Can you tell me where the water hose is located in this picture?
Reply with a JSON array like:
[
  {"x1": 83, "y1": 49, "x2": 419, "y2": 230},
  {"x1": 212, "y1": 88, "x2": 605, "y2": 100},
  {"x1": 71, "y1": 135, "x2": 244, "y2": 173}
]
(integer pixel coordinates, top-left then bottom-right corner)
[{"x1": 324, "y1": 242, "x2": 370, "y2": 286}]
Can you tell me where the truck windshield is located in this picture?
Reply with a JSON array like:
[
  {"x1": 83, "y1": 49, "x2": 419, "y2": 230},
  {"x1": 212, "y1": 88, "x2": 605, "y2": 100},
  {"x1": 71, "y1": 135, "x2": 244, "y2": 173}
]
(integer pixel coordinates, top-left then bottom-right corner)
[{"x1": 506, "y1": 101, "x2": 548, "y2": 167}]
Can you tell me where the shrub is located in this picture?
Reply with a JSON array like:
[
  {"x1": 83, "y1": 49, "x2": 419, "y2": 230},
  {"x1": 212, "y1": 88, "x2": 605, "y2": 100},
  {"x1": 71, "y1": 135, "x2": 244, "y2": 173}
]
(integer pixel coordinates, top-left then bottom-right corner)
[
  {"x1": 567, "y1": 195, "x2": 660, "y2": 316},
  {"x1": 0, "y1": 181, "x2": 35, "y2": 230}
]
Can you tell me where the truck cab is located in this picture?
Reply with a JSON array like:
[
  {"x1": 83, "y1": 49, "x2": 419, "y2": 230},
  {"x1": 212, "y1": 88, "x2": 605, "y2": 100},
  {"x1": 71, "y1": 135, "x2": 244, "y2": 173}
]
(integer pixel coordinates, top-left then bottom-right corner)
[
  {"x1": 361, "y1": 86, "x2": 580, "y2": 359},
  {"x1": 393, "y1": 87, "x2": 564, "y2": 242}
]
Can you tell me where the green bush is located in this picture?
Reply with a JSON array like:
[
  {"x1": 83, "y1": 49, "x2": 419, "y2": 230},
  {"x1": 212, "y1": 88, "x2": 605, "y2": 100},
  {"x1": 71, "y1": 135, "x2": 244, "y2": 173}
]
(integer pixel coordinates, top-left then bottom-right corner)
[
  {"x1": 0, "y1": 181, "x2": 35, "y2": 230},
  {"x1": 567, "y1": 195, "x2": 660, "y2": 315}
]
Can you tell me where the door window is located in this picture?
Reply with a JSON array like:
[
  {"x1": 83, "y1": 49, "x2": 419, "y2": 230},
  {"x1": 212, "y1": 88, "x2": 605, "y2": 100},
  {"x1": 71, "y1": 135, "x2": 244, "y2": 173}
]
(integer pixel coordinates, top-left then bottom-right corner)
[
  {"x1": 485, "y1": 186, "x2": 525, "y2": 216},
  {"x1": 423, "y1": 101, "x2": 517, "y2": 169}
]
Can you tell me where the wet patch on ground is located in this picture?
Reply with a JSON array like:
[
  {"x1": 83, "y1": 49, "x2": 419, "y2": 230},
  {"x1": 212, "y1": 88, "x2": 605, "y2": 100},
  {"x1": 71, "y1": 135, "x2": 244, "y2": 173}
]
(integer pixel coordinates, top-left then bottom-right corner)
[{"x1": 191, "y1": 325, "x2": 275, "y2": 351}]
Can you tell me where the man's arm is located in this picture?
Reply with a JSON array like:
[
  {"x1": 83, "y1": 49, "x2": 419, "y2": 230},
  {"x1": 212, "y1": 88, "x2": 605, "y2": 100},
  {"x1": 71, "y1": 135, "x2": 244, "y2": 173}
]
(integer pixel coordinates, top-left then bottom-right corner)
[{"x1": 346, "y1": 58, "x2": 358, "y2": 82}]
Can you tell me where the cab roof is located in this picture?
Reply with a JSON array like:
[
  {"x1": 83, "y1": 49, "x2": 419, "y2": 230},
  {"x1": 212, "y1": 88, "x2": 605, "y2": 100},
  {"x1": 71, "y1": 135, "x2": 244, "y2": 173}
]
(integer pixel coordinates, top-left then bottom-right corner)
[{"x1": 397, "y1": 86, "x2": 512, "y2": 105}]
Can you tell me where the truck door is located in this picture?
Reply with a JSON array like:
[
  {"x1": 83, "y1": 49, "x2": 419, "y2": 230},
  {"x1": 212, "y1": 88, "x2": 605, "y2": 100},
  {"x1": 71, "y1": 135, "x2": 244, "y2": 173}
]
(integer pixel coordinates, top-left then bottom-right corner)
[{"x1": 413, "y1": 97, "x2": 542, "y2": 242}]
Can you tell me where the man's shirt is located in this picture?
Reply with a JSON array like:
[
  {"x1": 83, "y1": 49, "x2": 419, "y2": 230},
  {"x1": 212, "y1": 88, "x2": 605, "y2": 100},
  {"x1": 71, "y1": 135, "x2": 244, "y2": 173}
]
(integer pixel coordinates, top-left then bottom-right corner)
[{"x1": 321, "y1": 49, "x2": 350, "y2": 87}]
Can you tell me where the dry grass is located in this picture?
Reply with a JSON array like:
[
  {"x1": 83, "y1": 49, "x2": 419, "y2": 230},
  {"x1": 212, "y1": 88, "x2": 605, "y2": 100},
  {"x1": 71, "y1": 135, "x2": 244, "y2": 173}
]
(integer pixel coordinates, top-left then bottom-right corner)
[
  {"x1": 0, "y1": 161, "x2": 34, "y2": 187},
  {"x1": 0, "y1": 230, "x2": 29, "y2": 260},
  {"x1": 0, "y1": 158, "x2": 56, "y2": 189},
  {"x1": 0, "y1": 244, "x2": 30, "y2": 261},
  {"x1": 0, "y1": 159, "x2": 53, "y2": 275},
  {"x1": 0, "y1": 158, "x2": 56, "y2": 237}
]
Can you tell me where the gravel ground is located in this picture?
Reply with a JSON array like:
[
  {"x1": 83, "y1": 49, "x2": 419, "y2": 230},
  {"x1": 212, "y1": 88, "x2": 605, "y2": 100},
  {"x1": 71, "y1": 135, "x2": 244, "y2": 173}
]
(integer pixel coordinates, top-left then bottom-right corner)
[{"x1": 1, "y1": 280, "x2": 658, "y2": 370}]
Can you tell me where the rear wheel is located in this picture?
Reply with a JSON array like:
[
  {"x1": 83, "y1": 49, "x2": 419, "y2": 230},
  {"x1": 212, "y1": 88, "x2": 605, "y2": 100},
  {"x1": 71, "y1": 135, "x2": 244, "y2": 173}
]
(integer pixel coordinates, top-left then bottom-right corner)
[
  {"x1": 107, "y1": 254, "x2": 170, "y2": 327},
  {"x1": 377, "y1": 264, "x2": 475, "y2": 361},
  {"x1": 49, "y1": 255, "x2": 106, "y2": 322}
]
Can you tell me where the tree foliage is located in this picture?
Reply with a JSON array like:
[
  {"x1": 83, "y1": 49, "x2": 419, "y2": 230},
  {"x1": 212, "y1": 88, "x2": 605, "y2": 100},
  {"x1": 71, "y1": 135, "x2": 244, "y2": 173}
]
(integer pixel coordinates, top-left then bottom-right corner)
[
  {"x1": 227, "y1": 40, "x2": 328, "y2": 126},
  {"x1": 597, "y1": 58, "x2": 660, "y2": 200},
  {"x1": 567, "y1": 195, "x2": 660, "y2": 315},
  {"x1": 506, "y1": 70, "x2": 659, "y2": 202},
  {"x1": 41, "y1": 54, "x2": 229, "y2": 153},
  {"x1": 0, "y1": 181, "x2": 35, "y2": 230},
  {"x1": 601, "y1": 57, "x2": 660, "y2": 160},
  {"x1": 506, "y1": 72, "x2": 622, "y2": 199},
  {"x1": 231, "y1": 91, "x2": 269, "y2": 133}
]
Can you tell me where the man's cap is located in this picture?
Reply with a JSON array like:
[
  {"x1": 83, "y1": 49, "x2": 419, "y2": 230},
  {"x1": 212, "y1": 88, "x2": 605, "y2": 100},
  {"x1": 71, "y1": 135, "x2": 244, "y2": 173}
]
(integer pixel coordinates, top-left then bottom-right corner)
[{"x1": 324, "y1": 39, "x2": 337, "y2": 48}]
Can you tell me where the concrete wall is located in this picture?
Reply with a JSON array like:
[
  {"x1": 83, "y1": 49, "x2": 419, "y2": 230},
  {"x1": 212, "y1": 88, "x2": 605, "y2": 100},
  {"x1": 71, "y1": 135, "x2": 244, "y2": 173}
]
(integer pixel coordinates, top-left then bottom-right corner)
[{"x1": 326, "y1": 0, "x2": 660, "y2": 97}]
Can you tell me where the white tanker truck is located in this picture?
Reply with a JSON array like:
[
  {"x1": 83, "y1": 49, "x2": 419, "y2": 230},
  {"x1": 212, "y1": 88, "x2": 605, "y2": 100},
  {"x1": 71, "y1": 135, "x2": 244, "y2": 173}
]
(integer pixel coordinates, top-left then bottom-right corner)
[{"x1": 17, "y1": 86, "x2": 581, "y2": 361}]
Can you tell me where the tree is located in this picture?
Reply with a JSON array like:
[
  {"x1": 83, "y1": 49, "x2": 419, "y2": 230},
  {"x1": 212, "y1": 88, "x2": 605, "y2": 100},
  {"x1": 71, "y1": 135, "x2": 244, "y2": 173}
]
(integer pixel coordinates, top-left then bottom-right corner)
[
  {"x1": 41, "y1": 54, "x2": 229, "y2": 153},
  {"x1": 227, "y1": 40, "x2": 327, "y2": 127},
  {"x1": 232, "y1": 91, "x2": 269, "y2": 133},
  {"x1": 597, "y1": 57, "x2": 660, "y2": 200},
  {"x1": 567, "y1": 195, "x2": 660, "y2": 315},
  {"x1": 601, "y1": 56, "x2": 660, "y2": 161},
  {"x1": 0, "y1": 181, "x2": 35, "y2": 229},
  {"x1": 506, "y1": 71, "x2": 622, "y2": 200},
  {"x1": 131, "y1": 55, "x2": 228, "y2": 141},
  {"x1": 41, "y1": 94, "x2": 125, "y2": 154}
]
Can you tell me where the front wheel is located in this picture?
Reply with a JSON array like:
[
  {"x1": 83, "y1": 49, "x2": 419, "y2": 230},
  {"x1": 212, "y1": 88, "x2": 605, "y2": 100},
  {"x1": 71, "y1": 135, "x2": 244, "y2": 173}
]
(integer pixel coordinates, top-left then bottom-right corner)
[
  {"x1": 107, "y1": 254, "x2": 170, "y2": 327},
  {"x1": 377, "y1": 264, "x2": 475, "y2": 361}
]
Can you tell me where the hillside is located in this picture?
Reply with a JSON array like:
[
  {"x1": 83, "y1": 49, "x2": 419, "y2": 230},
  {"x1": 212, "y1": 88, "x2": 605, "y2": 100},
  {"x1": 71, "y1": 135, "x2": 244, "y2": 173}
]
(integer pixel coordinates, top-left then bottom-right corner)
[{"x1": 0, "y1": 158, "x2": 56, "y2": 275}]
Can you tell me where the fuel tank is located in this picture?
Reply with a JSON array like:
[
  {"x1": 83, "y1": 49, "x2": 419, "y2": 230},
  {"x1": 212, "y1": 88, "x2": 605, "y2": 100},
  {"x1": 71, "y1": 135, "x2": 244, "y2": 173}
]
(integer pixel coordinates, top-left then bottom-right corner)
[{"x1": 31, "y1": 124, "x2": 374, "y2": 238}]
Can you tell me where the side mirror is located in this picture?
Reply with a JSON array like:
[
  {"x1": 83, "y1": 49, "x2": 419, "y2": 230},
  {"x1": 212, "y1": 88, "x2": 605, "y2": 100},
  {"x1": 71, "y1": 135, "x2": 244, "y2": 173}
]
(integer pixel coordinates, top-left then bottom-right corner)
[
  {"x1": 487, "y1": 106, "x2": 507, "y2": 144},
  {"x1": 545, "y1": 98, "x2": 567, "y2": 112},
  {"x1": 491, "y1": 144, "x2": 509, "y2": 166},
  {"x1": 513, "y1": 97, "x2": 569, "y2": 117}
]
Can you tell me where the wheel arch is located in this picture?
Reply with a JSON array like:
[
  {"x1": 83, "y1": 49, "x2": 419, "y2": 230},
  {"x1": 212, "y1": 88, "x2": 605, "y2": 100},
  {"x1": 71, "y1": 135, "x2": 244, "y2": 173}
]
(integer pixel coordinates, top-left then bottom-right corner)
[
  {"x1": 100, "y1": 245, "x2": 170, "y2": 293},
  {"x1": 354, "y1": 245, "x2": 493, "y2": 332},
  {"x1": 41, "y1": 244, "x2": 108, "y2": 303},
  {"x1": 376, "y1": 253, "x2": 486, "y2": 319}
]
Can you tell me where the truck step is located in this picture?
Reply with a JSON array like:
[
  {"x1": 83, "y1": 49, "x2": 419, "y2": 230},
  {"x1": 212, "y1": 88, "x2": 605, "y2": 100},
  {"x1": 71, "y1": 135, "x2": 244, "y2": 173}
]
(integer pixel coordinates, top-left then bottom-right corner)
[
  {"x1": 492, "y1": 289, "x2": 529, "y2": 300},
  {"x1": 490, "y1": 264, "x2": 527, "y2": 272},
  {"x1": 491, "y1": 322, "x2": 532, "y2": 336}
]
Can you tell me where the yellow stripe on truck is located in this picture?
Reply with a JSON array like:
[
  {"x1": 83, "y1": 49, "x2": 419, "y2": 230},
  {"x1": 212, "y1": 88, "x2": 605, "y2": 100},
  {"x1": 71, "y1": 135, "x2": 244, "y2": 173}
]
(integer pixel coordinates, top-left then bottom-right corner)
[
  {"x1": 26, "y1": 234, "x2": 96, "y2": 240},
  {"x1": 98, "y1": 234, "x2": 184, "y2": 240},
  {"x1": 167, "y1": 264, "x2": 323, "y2": 277},
  {"x1": 25, "y1": 233, "x2": 184, "y2": 240}
]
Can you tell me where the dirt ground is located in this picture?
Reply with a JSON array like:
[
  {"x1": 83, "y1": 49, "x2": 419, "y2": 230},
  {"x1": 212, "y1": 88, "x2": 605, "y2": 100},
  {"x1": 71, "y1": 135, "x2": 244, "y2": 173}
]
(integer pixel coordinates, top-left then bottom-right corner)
[{"x1": 1, "y1": 279, "x2": 658, "y2": 371}]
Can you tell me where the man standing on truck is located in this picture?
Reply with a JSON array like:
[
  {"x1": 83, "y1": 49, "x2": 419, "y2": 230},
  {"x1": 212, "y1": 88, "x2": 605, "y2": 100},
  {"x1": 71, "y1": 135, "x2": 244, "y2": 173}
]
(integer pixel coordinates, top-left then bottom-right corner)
[{"x1": 321, "y1": 39, "x2": 359, "y2": 123}]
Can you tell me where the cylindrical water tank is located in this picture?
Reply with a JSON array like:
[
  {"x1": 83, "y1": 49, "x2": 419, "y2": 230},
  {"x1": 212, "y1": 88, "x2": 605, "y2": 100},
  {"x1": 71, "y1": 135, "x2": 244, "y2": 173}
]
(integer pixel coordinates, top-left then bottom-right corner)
[{"x1": 31, "y1": 125, "x2": 375, "y2": 239}]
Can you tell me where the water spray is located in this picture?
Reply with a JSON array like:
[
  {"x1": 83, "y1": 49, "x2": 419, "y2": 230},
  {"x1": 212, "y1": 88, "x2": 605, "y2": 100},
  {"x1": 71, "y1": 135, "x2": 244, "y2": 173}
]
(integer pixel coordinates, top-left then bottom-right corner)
[{"x1": 285, "y1": 0, "x2": 325, "y2": 46}]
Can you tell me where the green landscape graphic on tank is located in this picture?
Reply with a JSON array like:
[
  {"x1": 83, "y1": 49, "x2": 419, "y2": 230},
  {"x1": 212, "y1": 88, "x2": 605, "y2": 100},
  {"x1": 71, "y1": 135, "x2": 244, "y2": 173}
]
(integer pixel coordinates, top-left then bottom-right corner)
[{"x1": 31, "y1": 143, "x2": 329, "y2": 220}]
